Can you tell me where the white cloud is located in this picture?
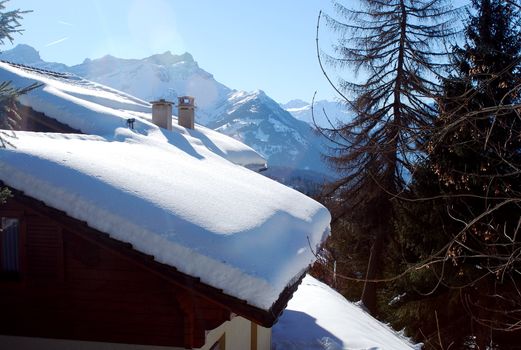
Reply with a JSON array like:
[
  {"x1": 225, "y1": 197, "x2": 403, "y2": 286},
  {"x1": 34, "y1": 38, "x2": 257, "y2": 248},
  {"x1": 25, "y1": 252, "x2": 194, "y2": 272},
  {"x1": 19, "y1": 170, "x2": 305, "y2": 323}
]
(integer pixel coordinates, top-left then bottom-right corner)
[{"x1": 44, "y1": 37, "x2": 69, "y2": 47}]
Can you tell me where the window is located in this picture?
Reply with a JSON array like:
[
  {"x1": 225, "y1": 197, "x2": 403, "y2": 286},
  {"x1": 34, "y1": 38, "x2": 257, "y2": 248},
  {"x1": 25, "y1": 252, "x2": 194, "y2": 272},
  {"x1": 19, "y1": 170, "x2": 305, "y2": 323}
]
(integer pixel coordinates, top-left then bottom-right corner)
[{"x1": 1, "y1": 217, "x2": 20, "y2": 278}]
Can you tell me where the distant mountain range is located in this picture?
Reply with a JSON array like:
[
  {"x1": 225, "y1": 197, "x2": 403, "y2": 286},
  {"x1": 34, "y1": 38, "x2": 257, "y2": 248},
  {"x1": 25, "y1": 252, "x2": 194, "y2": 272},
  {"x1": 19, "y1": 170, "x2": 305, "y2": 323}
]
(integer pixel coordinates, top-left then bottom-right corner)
[
  {"x1": 1, "y1": 44, "x2": 338, "y2": 184},
  {"x1": 281, "y1": 99, "x2": 349, "y2": 128}
]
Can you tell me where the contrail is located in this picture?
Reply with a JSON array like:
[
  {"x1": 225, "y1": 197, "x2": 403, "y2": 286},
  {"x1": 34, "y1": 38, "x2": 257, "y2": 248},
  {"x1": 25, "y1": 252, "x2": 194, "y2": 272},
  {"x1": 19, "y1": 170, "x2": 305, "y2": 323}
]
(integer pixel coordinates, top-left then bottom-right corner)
[
  {"x1": 58, "y1": 20, "x2": 73, "y2": 26},
  {"x1": 45, "y1": 37, "x2": 69, "y2": 47}
]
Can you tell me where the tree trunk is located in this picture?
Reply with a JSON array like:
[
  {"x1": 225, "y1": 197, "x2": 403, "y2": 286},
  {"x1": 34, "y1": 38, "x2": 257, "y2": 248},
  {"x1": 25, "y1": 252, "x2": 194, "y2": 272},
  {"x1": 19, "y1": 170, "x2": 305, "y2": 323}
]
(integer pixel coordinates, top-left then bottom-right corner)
[{"x1": 361, "y1": 226, "x2": 385, "y2": 314}]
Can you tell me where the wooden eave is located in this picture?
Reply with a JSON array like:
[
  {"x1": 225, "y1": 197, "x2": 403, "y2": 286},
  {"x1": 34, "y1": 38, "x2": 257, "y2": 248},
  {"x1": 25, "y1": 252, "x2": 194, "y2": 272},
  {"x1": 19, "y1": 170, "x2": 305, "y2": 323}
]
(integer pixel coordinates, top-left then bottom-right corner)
[
  {"x1": 14, "y1": 103, "x2": 82, "y2": 134},
  {"x1": 1, "y1": 185, "x2": 303, "y2": 327}
]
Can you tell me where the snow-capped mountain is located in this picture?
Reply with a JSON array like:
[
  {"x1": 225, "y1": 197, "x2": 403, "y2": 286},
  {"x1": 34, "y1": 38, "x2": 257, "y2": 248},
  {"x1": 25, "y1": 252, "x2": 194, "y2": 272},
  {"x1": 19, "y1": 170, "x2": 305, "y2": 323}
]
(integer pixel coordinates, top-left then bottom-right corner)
[
  {"x1": 2, "y1": 44, "x2": 333, "y2": 179},
  {"x1": 208, "y1": 90, "x2": 326, "y2": 173},
  {"x1": 282, "y1": 98, "x2": 350, "y2": 128},
  {"x1": 0, "y1": 44, "x2": 69, "y2": 72},
  {"x1": 70, "y1": 52, "x2": 231, "y2": 125}
]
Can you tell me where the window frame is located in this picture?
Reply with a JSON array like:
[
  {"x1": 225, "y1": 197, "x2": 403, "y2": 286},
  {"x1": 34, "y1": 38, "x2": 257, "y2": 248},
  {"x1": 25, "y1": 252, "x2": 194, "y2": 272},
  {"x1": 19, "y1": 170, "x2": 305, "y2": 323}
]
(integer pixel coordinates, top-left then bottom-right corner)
[{"x1": 0, "y1": 210, "x2": 25, "y2": 282}]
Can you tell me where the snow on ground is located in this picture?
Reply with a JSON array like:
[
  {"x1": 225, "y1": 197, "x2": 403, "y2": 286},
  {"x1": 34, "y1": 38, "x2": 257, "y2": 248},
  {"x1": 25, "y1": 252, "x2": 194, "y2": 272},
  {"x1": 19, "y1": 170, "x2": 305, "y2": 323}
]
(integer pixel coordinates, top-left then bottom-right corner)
[{"x1": 273, "y1": 275, "x2": 420, "y2": 350}]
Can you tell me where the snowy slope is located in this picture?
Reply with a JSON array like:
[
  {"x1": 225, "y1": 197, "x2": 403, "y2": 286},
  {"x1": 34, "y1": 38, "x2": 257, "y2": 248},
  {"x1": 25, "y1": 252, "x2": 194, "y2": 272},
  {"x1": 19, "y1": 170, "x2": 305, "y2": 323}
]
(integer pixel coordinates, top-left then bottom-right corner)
[
  {"x1": 273, "y1": 275, "x2": 420, "y2": 350},
  {"x1": 282, "y1": 99, "x2": 350, "y2": 128},
  {"x1": 3, "y1": 44, "x2": 331, "y2": 177}
]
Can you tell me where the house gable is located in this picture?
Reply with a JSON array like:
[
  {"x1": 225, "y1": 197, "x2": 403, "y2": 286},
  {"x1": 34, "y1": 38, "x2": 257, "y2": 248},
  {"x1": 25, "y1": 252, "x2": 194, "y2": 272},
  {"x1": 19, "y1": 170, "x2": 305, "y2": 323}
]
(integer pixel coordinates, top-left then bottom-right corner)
[
  {"x1": 0, "y1": 190, "x2": 233, "y2": 348},
  {"x1": 0, "y1": 186, "x2": 301, "y2": 348}
]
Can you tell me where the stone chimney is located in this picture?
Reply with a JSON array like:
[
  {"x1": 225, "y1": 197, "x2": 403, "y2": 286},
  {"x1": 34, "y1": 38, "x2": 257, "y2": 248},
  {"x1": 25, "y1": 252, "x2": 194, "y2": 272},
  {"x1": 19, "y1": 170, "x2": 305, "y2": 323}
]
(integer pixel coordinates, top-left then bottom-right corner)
[
  {"x1": 178, "y1": 96, "x2": 195, "y2": 129},
  {"x1": 151, "y1": 99, "x2": 173, "y2": 130}
]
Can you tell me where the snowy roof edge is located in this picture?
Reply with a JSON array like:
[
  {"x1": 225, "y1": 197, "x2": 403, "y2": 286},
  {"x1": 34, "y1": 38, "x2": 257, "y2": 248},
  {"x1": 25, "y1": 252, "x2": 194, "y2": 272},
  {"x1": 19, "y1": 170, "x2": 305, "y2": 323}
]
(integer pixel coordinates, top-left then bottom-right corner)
[
  {"x1": 0, "y1": 60, "x2": 331, "y2": 317},
  {"x1": 4, "y1": 184, "x2": 308, "y2": 327}
]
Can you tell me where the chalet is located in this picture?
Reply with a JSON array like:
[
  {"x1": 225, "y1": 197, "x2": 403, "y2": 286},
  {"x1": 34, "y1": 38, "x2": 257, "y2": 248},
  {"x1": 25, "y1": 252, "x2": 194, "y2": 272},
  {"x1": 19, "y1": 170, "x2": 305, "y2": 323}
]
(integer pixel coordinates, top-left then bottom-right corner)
[{"x1": 0, "y1": 61, "x2": 331, "y2": 349}]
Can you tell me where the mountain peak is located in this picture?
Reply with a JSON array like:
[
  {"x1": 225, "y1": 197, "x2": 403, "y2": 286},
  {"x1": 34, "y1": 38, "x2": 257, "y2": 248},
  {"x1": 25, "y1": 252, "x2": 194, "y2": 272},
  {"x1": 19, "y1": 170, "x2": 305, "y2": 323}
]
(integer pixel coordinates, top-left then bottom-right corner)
[
  {"x1": 229, "y1": 89, "x2": 270, "y2": 104},
  {"x1": 145, "y1": 51, "x2": 195, "y2": 66},
  {"x1": 1, "y1": 43, "x2": 42, "y2": 64},
  {"x1": 282, "y1": 99, "x2": 309, "y2": 109},
  {"x1": 101, "y1": 54, "x2": 119, "y2": 61},
  {"x1": 253, "y1": 89, "x2": 266, "y2": 96}
]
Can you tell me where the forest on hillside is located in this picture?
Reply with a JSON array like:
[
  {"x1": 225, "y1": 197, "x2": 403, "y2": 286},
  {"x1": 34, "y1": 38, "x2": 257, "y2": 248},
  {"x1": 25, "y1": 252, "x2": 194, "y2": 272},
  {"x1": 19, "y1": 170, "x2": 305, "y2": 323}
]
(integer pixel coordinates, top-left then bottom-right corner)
[{"x1": 313, "y1": 0, "x2": 521, "y2": 348}]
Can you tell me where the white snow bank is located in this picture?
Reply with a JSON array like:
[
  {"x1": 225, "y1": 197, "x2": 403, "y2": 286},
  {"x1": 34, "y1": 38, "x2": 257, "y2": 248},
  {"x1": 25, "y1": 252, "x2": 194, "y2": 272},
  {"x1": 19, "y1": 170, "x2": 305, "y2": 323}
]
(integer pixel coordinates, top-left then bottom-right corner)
[
  {"x1": 273, "y1": 275, "x2": 420, "y2": 350},
  {"x1": 0, "y1": 61, "x2": 266, "y2": 169},
  {"x1": 0, "y1": 131, "x2": 330, "y2": 310}
]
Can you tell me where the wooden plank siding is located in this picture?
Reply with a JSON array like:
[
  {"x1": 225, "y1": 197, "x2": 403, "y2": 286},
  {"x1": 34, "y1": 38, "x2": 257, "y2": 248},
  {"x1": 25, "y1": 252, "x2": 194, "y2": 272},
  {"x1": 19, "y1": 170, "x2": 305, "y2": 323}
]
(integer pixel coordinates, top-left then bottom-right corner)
[
  {"x1": 0, "y1": 194, "x2": 232, "y2": 348},
  {"x1": 13, "y1": 103, "x2": 82, "y2": 134}
]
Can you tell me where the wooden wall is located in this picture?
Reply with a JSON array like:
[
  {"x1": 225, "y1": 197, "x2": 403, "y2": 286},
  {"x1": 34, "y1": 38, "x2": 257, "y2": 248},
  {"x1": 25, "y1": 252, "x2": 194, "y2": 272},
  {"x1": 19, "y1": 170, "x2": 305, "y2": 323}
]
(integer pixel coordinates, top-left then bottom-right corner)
[
  {"x1": 0, "y1": 195, "x2": 230, "y2": 348},
  {"x1": 14, "y1": 104, "x2": 81, "y2": 134}
]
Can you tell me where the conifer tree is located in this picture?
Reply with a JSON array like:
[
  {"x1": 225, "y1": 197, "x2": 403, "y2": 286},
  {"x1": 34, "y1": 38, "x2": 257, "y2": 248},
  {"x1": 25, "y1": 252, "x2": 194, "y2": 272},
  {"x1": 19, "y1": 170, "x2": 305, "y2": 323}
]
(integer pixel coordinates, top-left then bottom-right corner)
[
  {"x1": 0, "y1": 0, "x2": 32, "y2": 138},
  {"x1": 393, "y1": 0, "x2": 521, "y2": 347},
  {"x1": 318, "y1": 0, "x2": 458, "y2": 314},
  {"x1": 0, "y1": 0, "x2": 34, "y2": 204}
]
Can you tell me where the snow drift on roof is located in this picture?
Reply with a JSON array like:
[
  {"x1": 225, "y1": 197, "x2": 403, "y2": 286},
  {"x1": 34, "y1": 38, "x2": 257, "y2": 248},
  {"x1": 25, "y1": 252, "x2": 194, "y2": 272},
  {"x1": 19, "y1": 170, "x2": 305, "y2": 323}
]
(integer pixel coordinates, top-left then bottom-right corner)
[
  {"x1": 0, "y1": 130, "x2": 330, "y2": 310},
  {"x1": 0, "y1": 61, "x2": 266, "y2": 169}
]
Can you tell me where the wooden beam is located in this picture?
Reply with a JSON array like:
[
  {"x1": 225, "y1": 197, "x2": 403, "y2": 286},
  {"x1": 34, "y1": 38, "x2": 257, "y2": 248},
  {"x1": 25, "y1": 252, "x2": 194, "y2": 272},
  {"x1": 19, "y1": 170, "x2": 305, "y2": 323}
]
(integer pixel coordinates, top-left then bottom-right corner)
[{"x1": 251, "y1": 322, "x2": 257, "y2": 350}]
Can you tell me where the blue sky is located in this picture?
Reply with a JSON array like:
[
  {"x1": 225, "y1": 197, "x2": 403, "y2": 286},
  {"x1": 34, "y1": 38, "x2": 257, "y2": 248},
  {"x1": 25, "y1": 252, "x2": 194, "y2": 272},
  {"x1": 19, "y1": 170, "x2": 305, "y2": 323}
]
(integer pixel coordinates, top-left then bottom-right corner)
[{"x1": 4, "y1": 0, "x2": 340, "y2": 103}]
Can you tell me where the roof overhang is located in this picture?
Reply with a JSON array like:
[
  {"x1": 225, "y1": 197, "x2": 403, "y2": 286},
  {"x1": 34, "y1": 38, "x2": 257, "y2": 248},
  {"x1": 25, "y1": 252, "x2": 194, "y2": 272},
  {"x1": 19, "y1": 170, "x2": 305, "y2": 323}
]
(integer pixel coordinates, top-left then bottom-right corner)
[{"x1": 2, "y1": 184, "x2": 304, "y2": 327}]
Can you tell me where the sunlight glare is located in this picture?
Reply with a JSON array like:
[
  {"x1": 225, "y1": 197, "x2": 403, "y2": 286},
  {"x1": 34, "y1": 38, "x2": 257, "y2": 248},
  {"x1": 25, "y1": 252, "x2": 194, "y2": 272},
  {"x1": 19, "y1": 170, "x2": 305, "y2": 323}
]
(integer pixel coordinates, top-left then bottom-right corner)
[{"x1": 127, "y1": 0, "x2": 185, "y2": 55}]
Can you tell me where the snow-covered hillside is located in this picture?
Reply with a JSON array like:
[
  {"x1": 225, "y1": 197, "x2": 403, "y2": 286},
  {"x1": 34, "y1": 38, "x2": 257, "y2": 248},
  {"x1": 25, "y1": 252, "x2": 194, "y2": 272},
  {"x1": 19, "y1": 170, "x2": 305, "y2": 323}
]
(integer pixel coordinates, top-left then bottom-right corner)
[
  {"x1": 2, "y1": 44, "x2": 332, "y2": 178},
  {"x1": 273, "y1": 275, "x2": 420, "y2": 350},
  {"x1": 281, "y1": 99, "x2": 350, "y2": 128}
]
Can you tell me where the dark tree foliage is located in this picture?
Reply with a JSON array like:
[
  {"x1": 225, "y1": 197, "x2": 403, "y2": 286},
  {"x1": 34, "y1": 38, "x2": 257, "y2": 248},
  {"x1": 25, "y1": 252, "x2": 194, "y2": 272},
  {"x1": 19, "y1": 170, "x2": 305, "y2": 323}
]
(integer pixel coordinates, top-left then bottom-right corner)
[
  {"x1": 0, "y1": 0, "x2": 33, "y2": 139},
  {"x1": 393, "y1": 0, "x2": 521, "y2": 347},
  {"x1": 0, "y1": 0, "x2": 34, "y2": 204},
  {"x1": 317, "y1": 0, "x2": 458, "y2": 314},
  {"x1": 0, "y1": 0, "x2": 26, "y2": 46}
]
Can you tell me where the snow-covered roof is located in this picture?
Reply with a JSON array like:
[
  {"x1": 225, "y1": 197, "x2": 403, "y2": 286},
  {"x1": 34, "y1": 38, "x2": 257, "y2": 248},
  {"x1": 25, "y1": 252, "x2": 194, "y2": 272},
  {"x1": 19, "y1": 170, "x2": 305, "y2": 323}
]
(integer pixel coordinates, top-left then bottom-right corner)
[
  {"x1": 273, "y1": 275, "x2": 420, "y2": 350},
  {"x1": 0, "y1": 61, "x2": 331, "y2": 311},
  {"x1": 0, "y1": 61, "x2": 266, "y2": 170}
]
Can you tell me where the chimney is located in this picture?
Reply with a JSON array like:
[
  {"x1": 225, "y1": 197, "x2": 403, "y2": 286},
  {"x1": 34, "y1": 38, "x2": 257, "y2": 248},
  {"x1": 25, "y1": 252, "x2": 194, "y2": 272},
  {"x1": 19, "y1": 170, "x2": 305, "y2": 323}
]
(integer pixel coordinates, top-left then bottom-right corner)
[
  {"x1": 151, "y1": 99, "x2": 173, "y2": 130},
  {"x1": 178, "y1": 96, "x2": 195, "y2": 129}
]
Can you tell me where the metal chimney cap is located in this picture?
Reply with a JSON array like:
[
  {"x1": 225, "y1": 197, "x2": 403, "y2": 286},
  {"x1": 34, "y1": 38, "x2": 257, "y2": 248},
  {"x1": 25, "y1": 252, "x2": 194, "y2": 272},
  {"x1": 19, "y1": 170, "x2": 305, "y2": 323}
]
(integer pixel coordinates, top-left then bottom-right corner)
[
  {"x1": 177, "y1": 96, "x2": 195, "y2": 106},
  {"x1": 150, "y1": 98, "x2": 174, "y2": 105}
]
